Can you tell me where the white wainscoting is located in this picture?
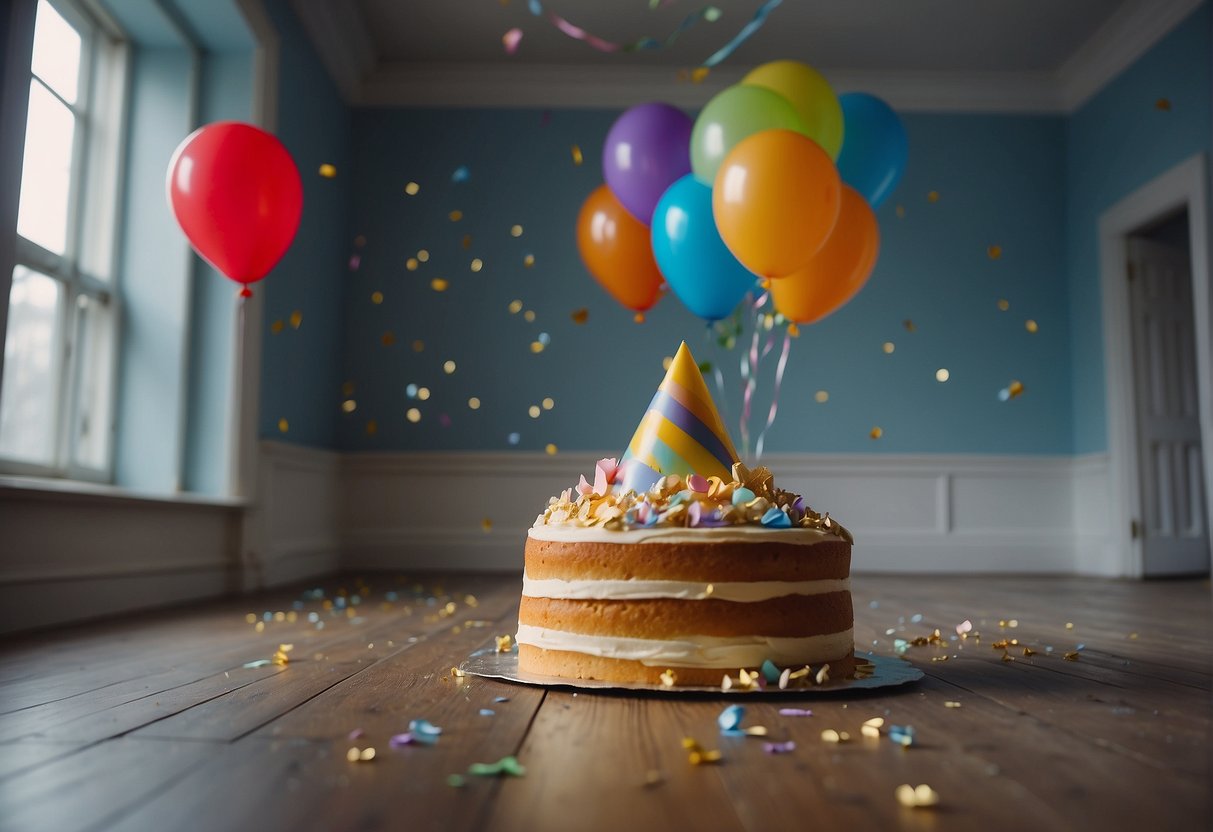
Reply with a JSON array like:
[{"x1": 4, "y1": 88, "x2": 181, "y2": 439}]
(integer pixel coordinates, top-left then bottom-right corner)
[{"x1": 338, "y1": 451, "x2": 1117, "y2": 576}]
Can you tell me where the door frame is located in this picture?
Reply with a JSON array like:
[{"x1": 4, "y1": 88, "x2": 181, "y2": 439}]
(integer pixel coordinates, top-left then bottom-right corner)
[{"x1": 1098, "y1": 152, "x2": 1213, "y2": 577}]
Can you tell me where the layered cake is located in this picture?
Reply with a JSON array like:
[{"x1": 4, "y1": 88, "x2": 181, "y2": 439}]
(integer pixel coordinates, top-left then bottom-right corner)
[{"x1": 516, "y1": 342, "x2": 854, "y2": 687}]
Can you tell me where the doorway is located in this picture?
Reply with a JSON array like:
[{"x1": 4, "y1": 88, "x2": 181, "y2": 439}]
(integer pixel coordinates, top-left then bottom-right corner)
[
  {"x1": 1126, "y1": 211, "x2": 1209, "y2": 575},
  {"x1": 1098, "y1": 153, "x2": 1213, "y2": 578}
]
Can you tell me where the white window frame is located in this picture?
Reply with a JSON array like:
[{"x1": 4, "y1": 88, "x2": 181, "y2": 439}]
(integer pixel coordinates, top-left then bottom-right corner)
[{"x1": 3, "y1": 0, "x2": 128, "y2": 483}]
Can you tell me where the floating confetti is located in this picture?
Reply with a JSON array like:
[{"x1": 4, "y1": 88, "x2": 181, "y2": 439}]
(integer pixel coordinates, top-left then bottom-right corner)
[
  {"x1": 468, "y1": 756, "x2": 526, "y2": 777},
  {"x1": 537, "y1": 332, "x2": 551, "y2": 346},
  {"x1": 443, "y1": 360, "x2": 457, "y2": 374},
  {"x1": 511, "y1": 224, "x2": 524, "y2": 237},
  {"x1": 896, "y1": 784, "x2": 939, "y2": 808},
  {"x1": 468, "y1": 397, "x2": 481, "y2": 410},
  {"x1": 530, "y1": 341, "x2": 545, "y2": 353},
  {"x1": 406, "y1": 383, "x2": 419, "y2": 399},
  {"x1": 998, "y1": 380, "x2": 1025, "y2": 401},
  {"x1": 1155, "y1": 98, "x2": 1171, "y2": 111},
  {"x1": 277, "y1": 418, "x2": 289, "y2": 433},
  {"x1": 528, "y1": 405, "x2": 541, "y2": 419},
  {"x1": 318, "y1": 163, "x2": 336, "y2": 178},
  {"x1": 507, "y1": 432, "x2": 520, "y2": 445},
  {"x1": 405, "y1": 181, "x2": 420, "y2": 195},
  {"x1": 431, "y1": 278, "x2": 449, "y2": 292},
  {"x1": 523, "y1": 253, "x2": 535, "y2": 267},
  {"x1": 407, "y1": 408, "x2": 421, "y2": 423},
  {"x1": 814, "y1": 390, "x2": 829, "y2": 403},
  {"x1": 988, "y1": 244, "x2": 1003, "y2": 259},
  {"x1": 882, "y1": 341, "x2": 895, "y2": 354},
  {"x1": 571, "y1": 144, "x2": 583, "y2": 165},
  {"x1": 870, "y1": 426, "x2": 883, "y2": 440},
  {"x1": 998, "y1": 298, "x2": 1010, "y2": 311},
  {"x1": 903, "y1": 319, "x2": 916, "y2": 332},
  {"x1": 524, "y1": 310, "x2": 536, "y2": 322},
  {"x1": 406, "y1": 258, "x2": 418, "y2": 271},
  {"x1": 449, "y1": 210, "x2": 463, "y2": 222},
  {"x1": 509, "y1": 299, "x2": 523, "y2": 314},
  {"x1": 1025, "y1": 319, "x2": 1038, "y2": 333},
  {"x1": 545, "y1": 443, "x2": 558, "y2": 455},
  {"x1": 289, "y1": 310, "x2": 303, "y2": 329},
  {"x1": 462, "y1": 234, "x2": 473, "y2": 250},
  {"x1": 571, "y1": 307, "x2": 588, "y2": 324},
  {"x1": 371, "y1": 291, "x2": 383, "y2": 304},
  {"x1": 270, "y1": 319, "x2": 284, "y2": 334},
  {"x1": 365, "y1": 420, "x2": 378, "y2": 436},
  {"x1": 469, "y1": 258, "x2": 483, "y2": 273},
  {"x1": 481, "y1": 517, "x2": 492, "y2": 532},
  {"x1": 341, "y1": 399, "x2": 356, "y2": 413},
  {"x1": 451, "y1": 165, "x2": 470, "y2": 183},
  {"x1": 541, "y1": 397, "x2": 554, "y2": 410},
  {"x1": 935, "y1": 368, "x2": 950, "y2": 382},
  {"x1": 346, "y1": 747, "x2": 376, "y2": 762},
  {"x1": 927, "y1": 190, "x2": 940, "y2": 203},
  {"x1": 348, "y1": 254, "x2": 361, "y2": 271},
  {"x1": 381, "y1": 332, "x2": 395, "y2": 347},
  {"x1": 418, "y1": 249, "x2": 430, "y2": 262},
  {"x1": 502, "y1": 26, "x2": 523, "y2": 54}
]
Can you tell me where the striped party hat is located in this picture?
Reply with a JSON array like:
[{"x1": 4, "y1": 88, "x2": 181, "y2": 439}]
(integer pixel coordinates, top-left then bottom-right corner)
[{"x1": 620, "y1": 342, "x2": 739, "y2": 494}]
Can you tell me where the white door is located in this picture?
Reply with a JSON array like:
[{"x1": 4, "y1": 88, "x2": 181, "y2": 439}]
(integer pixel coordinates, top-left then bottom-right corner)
[{"x1": 1127, "y1": 237, "x2": 1210, "y2": 575}]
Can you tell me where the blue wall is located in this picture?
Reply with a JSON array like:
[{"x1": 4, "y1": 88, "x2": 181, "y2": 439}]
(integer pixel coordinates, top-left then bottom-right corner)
[
  {"x1": 1066, "y1": 4, "x2": 1211, "y2": 454},
  {"x1": 336, "y1": 108, "x2": 1071, "y2": 455},
  {"x1": 257, "y1": 0, "x2": 351, "y2": 448}
]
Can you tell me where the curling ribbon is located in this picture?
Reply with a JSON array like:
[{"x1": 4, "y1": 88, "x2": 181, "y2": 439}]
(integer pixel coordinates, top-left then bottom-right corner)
[
  {"x1": 753, "y1": 328, "x2": 792, "y2": 461},
  {"x1": 700, "y1": 0, "x2": 783, "y2": 68},
  {"x1": 527, "y1": 0, "x2": 721, "y2": 54}
]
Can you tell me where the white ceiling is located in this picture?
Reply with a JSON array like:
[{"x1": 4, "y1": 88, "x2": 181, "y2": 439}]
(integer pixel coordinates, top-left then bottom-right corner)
[{"x1": 291, "y1": 0, "x2": 1204, "y2": 111}]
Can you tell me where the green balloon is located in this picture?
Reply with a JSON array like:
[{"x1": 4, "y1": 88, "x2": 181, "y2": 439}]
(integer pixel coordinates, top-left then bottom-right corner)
[{"x1": 690, "y1": 85, "x2": 808, "y2": 184}]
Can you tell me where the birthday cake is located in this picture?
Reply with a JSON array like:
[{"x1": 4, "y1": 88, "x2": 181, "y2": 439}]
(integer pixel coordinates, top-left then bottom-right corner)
[{"x1": 517, "y1": 342, "x2": 855, "y2": 687}]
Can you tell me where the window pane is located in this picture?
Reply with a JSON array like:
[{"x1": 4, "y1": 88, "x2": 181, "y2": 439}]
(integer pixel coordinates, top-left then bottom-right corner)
[
  {"x1": 16, "y1": 80, "x2": 76, "y2": 255},
  {"x1": 71, "y1": 293, "x2": 114, "y2": 470},
  {"x1": 0, "y1": 266, "x2": 63, "y2": 465},
  {"x1": 31, "y1": 0, "x2": 82, "y2": 105}
]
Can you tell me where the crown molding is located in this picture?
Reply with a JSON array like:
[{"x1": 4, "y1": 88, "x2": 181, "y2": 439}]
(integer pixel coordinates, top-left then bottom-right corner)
[
  {"x1": 1057, "y1": 0, "x2": 1205, "y2": 111},
  {"x1": 299, "y1": 0, "x2": 1205, "y2": 113}
]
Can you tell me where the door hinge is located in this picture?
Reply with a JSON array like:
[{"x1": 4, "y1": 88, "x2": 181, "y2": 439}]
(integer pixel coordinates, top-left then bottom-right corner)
[{"x1": 1130, "y1": 519, "x2": 1141, "y2": 539}]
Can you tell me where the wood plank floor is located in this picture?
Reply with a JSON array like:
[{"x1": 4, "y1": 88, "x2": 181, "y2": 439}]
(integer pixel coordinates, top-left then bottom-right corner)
[{"x1": 0, "y1": 573, "x2": 1208, "y2": 832}]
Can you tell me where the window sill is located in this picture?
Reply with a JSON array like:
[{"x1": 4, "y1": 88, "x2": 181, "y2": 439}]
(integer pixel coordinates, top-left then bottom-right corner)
[{"x1": 0, "y1": 475, "x2": 248, "y2": 509}]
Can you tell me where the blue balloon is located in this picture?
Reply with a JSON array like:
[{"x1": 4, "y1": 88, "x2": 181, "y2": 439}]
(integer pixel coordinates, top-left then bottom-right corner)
[
  {"x1": 836, "y1": 93, "x2": 908, "y2": 208},
  {"x1": 650, "y1": 174, "x2": 755, "y2": 321}
]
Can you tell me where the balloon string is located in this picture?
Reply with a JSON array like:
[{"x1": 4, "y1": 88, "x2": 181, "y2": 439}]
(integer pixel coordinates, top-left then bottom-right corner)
[
  {"x1": 527, "y1": 0, "x2": 722, "y2": 55},
  {"x1": 754, "y1": 328, "x2": 792, "y2": 461},
  {"x1": 739, "y1": 291, "x2": 767, "y2": 458},
  {"x1": 704, "y1": 323, "x2": 731, "y2": 433}
]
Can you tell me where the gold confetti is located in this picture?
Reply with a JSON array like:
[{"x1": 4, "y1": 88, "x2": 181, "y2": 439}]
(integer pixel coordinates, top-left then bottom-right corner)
[
  {"x1": 814, "y1": 390, "x2": 829, "y2": 403},
  {"x1": 524, "y1": 310, "x2": 536, "y2": 323},
  {"x1": 634, "y1": 312, "x2": 645, "y2": 324},
  {"x1": 468, "y1": 397, "x2": 481, "y2": 410},
  {"x1": 449, "y1": 209, "x2": 463, "y2": 222},
  {"x1": 659, "y1": 669, "x2": 677, "y2": 687},
  {"x1": 371, "y1": 291, "x2": 383, "y2": 304},
  {"x1": 787, "y1": 323, "x2": 800, "y2": 337},
  {"x1": 254, "y1": 620, "x2": 265, "y2": 632},
  {"x1": 495, "y1": 634, "x2": 513, "y2": 652},
  {"x1": 443, "y1": 360, "x2": 457, "y2": 374},
  {"x1": 1008, "y1": 619, "x2": 1019, "y2": 628},
  {"x1": 1063, "y1": 651, "x2": 1080, "y2": 662},
  {"x1": 681, "y1": 737, "x2": 721, "y2": 765},
  {"x1": 936, "y1": 368, "x2": 950, "y2": 382},
  {"x1": 508, "y1": 299, "x2": 523, "y2": 314},
  {"x1": 365, "y1": 420, "x2": 378, "y2": 436},
  {"x1": 944, "y1": 701, "x2": 962, "y2": 708},
  {"x1": 244, "y1": 613, "x2": 256, "y2": 623},
  {"x1": 571, "y1": 144, "x2": 583, "y2": 165},
  {"x1": 406, "y1": 408, "x2": 421, "y2": 423},
  {"x1": 870, "y1": 426, "x2": 883, "y2": 440},
  {"x1": 289, "y1": 310, "x2": 303, "y2": 329},
  {"x1": 541, "y1": 397, "x2": 554, "y2": 410},
  {"x1": 342, "y1": 381, "x2": 355, "y2": 396},
  {"x1": 405, "y1": 181, "x2": 420, "y2": 195},
  {"x1": 1022, "y1": 647, "x2": 1037, "y2": 657},
  {"x1": 342, "y1": 399, "x2": 357, "y2": 413},
  {"x1": 530, "y1": 341, "x2": 545, "y2": 353},
  {"x1": 1025, "y1": 319, "x2": 1038, "y2": 333},
  {"x1": 1065, "y1": 622, "x2": 1074, "y2": 629},
  {"x1": 1007, "y1": 380, "x2": 1024, "y2": 399},
  {"x1": 470, "y1": 258, "x2": 483, "y2": 272},
  {"x1": 903, "y1": 319, "x2": 916, "y2": 332},
  {"x1": 1156, "y1": 98, "x2": 1172, "y2": 111},
  {"x1": 927, "y1": 190, "x2": 940, "y2": 203},
  {"x1": 431, "y1": 278, "x2": 449, "y2": 292},
  {"x1": 270, "y1": 319, "x2": 284, "y2": 334},
  {"x1": 896, "y1": 784, "x2": 939, "y2": 808},
  {"x1": 690, "y1": 66, "x2": 710, "y2": 83},
  {"x1": 882, "y1": 341, "x2": 895, "y2": 354},
  {"x1": 381, "y1": 332, "x2": 395, "y2": 347},
  {"x1": 412, "y1": 339, "x2": 425, "y2": 352},
  {"x1": 417, "y1": 387, "x2": 430, "y2": 400},
  {"x1": 998, "y1": 298, "x2": 1010, "y2": 311},
  {"x1": 895, "y1": 204, "x2": 906, "y2": 218},
  {"x1": 451, "y1": 666, "x2": 466, "y2": 678},
  {"x1": 528, "y1": 405, "x2": 541, "y2": 419},
  {"x1": 523, "y1": 254, "x2": 535, "y2": 267},
  {"x1": 988, "y1": 244, "x2": 1002, "y2": 260},
  {"x1": 277, "y1": 418, "x2": 289, "y2": 433},
  {"x1": 347, "y1": 747, "x2": 376, "y2": 763},
  {"x1": 272, "y1": 643, "x2": 293, "y2": 665},
  {"x1": 418, "y1": 249, "x2": 430, "y2": 262},
  {"x1": 862, "y1": 717, "x2": 883, "y2": 738},
  {"x1": 1129, "y1": 632, "x2": 1139, "y2": 640},
  {"x1": 571, "y1": 308, "x2": 588, "y2": 324},
  {"x1": 462, "y1": 234, "x2": 472, "y2": 250},
  {"x1": 821, "y1": 729, "x2": 850, "y2": 743},
  {"x1": 662, "y1": 356, "x2": 673, "y2": 370},
  {"x1": 815, "y1": 664, "x2": 830, "y2": 684},
  {"x1": 318, "y1": 163, "x2": 337, "y2": 178},
  {"x1": 545, "y1": 443, "x2": 558, "y2": 455},
  {"x1": 406, "y1": 258, "x2": 419, "y2": 271},
  {"x1": 511, "y1": 224, "x2": 523, "y2": 237}
]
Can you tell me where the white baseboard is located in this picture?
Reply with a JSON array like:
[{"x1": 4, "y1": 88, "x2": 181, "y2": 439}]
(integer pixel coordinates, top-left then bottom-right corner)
[{"x1": 338, "y1": 450, "x2": 1117, "y2": 576}]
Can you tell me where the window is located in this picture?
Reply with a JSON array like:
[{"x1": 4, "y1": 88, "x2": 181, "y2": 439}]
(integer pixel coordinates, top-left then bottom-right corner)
[{"x1": 0, "y1": 0, "x2": 126, "y2": 480}]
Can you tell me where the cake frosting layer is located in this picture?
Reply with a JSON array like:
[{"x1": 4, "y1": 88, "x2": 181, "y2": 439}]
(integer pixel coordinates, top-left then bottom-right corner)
[
  {"x1": 527, "y1": 524, "x2": 836, "y2": 545},
  {"x1": 515, "y1": 623, "x2": 854, "y2": 668},
  {"x1": 522, "y1": 574, "x2": 851, "y2": 602}
]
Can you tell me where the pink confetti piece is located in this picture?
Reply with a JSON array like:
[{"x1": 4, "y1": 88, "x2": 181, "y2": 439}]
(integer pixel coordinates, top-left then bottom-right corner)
[
  {"x1": 348, "y1": 728, "x2": 365, "y2": 741},
  {"x1": 763, "y1": 740, "x2": 796, "y2": 754},
  {"x1": 956, "y1": 619, "x2": 973, "y2": 635},
  {"x1": 502, "y1": 27, "x2": 523, "y2": 55},
  {"x1": 389, "y1": 733, "x2": 414, "y2": 747},
  {"x1": 576, "y1": 474, "x2": 594, "y2": 496},
  {"x1": 779, "y1": 708, "x2": 813, "y2": 717},
  {"x1": 349, "y1": 254, "x2": 361, "y2": 271},
  {"x1": 687, "y1": 474, "x2": 709, "y2": 493}
]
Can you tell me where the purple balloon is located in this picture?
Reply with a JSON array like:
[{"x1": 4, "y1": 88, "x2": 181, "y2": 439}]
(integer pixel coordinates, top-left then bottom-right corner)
[{"x1": 603, "y1": 103, "x2": 693, "y2": 225}]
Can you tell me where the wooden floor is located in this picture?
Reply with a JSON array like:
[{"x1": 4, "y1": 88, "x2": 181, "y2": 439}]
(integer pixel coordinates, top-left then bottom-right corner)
[{"x1": 0, "y1": 573, "x2": 1209, "y2": 832}]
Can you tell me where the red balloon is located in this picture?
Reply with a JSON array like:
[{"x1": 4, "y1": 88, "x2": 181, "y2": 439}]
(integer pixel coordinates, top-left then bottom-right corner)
[{"x1": 167, "y1": 122, "x2": 302, "y2": 295}]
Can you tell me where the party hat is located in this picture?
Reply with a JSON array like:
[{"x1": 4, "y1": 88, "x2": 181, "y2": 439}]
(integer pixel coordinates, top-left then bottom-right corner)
[{"x1": 620, "y1": 342, "x2": 739, "y2": 494}]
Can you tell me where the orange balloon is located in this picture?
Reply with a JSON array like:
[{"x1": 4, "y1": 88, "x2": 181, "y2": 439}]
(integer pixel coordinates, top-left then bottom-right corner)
[
  {"x1": 712, "y1": 129, "x2": 841, "y2": 279},
  {"x1": 770, "y1": 186, "x2": 880, "y2": 325},
  {"x1": 576, "y1": 184, "x2": 664, "y2": 311}
]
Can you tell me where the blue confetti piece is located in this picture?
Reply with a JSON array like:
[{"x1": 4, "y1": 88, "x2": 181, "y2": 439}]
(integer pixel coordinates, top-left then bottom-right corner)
[
  {"x1": 408, "y1": 719, "x2": 443, "y2": 745},
  {"x1": 538, "y1": 332, "x2": 551, "y2": 346},
  {"x1": 893, "y1": 638, "x2": 909, "y2": 654},
  {"x1": 507, "y1": 432, "x2": 521, "y2": 445},
  {"x1": 718, "y1": 704, "x2": 745, "y2": 734},
  {"x1": 760, "y1": 659, "x2": 781, "y2": 684},
  {"x1": 911, "y1": 613, "x2": 923, "y2": 623},
  {"x1": 242, "y1": 659, "x2": 272, "y2": 668},
  {"x1": 451, "y1": 165, "x2": 470, "y2": 183},
  {"x1": 479, "y1": 709, "x2": 495, "y2": 716},
  {"x1": 731, "y1": 487, "x2": 756, "y2": 506},
  {"x1": 493, "y1": 696, "x2": 509, "y2": 703},
  {"x1": 406, "y1": 384, "x2": 418, "y2": 399},
  {"x1": 760, "y1": 507, "x2": 791, "y2": 528},
  {"x1": 869, "y1": 600, "x2": 880, "y2": 609},
  {"x1": 1075, "y1": 643, "x2": 1085, "y2": 651},
  {"x1": 888, "y1": 724, "x2": 916, "y2": 747}
]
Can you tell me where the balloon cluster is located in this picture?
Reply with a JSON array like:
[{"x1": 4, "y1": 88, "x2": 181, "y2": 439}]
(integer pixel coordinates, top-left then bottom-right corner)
[{"x1": 576, "y1": 61, "x2": 907, "y2": 326}]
